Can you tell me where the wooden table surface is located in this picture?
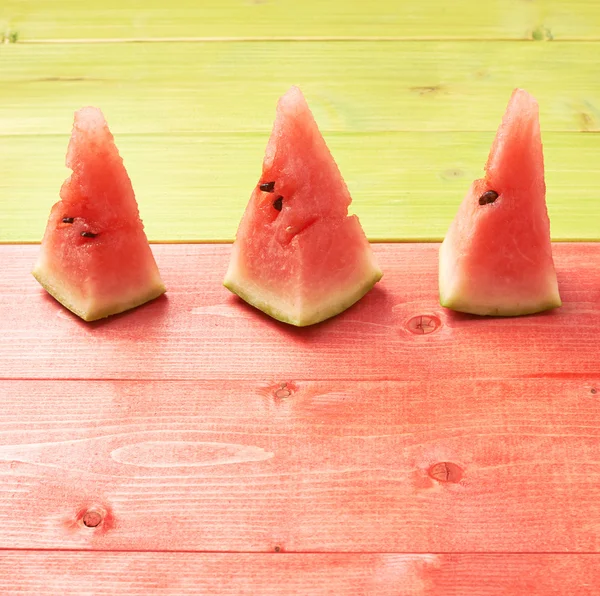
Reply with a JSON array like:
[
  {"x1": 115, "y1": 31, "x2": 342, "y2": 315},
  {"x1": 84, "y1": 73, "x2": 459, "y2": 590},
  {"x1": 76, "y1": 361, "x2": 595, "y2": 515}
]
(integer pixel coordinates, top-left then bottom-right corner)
[{"x1": 1, "y1": 2, "x2": 599, "y2": 594}]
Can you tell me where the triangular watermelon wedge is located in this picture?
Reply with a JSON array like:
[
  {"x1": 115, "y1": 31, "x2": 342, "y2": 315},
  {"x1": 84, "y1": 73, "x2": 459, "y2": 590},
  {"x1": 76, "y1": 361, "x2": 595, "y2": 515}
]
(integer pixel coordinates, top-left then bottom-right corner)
[
  {"x1": 224, "y1": 87, "x2": 382, "y2": 326},
  {"x1": 439, "y1": 89, "x2": 561, "y2": 316},
  {"x1": 33, "y1": 107, "x2": 166, "y2": 321}
]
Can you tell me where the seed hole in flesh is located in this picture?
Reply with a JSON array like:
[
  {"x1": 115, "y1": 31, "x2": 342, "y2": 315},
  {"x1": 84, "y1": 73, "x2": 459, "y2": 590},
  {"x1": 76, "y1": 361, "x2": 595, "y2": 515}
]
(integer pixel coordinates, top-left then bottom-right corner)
[
  {"x1": 80, "y1": 231, "x2": 98, "y2": 238},
  {"x1": 479, "y1": 190, "x2": 499, "y2": 205},
  {"x1": 273, "y1": 196, "x2": 283, "y2": 211},
  {"x1": 260, "y1": 181, "x2": 275, "y2": 193},
  {"x1": 62, "y1": 217, "x2": 75, "y2": 224}
]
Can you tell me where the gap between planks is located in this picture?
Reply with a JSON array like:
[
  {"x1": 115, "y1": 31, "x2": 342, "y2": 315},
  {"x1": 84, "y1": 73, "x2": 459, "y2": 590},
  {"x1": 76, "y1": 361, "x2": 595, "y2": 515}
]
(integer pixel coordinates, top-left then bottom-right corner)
[
  {"x1": 2, "y1": 548, "x2": 600, "y2": 555},
  {"x1": 16, "y1": 37, "x2": 600, "y2": 43}
]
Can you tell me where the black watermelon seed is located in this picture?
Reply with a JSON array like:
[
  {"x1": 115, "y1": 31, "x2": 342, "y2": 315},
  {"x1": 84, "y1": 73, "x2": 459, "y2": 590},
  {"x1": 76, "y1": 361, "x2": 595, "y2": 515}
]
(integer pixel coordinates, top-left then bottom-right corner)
[
  {"x1": 260, "y1": 181, "x2": 276, "y2": 193},
  {"x1": 80, "y1": 231, "x2": 98, "y2": 238},
  {"x1": 62, "y1": 217, "x2": 75, "y2": 224},
  {"x1": 479, "y1": 190, "x2": 499, "y2": 205},
  {"x1": 273, "y1": 196, "x2": 283, "y2": 211}
]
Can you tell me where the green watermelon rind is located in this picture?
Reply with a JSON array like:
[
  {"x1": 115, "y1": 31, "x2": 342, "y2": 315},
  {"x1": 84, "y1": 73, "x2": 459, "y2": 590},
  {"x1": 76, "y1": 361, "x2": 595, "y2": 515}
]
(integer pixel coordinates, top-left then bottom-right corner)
[
  {"x1": 224, "y1": 268, "x2": 383, "y2": 327},
  {"x1": 32, "y1": 266, "x2": 166, "y2": 322},
  {"x1": 439, "y1": 292, "x2": 562, "y2": 317}
]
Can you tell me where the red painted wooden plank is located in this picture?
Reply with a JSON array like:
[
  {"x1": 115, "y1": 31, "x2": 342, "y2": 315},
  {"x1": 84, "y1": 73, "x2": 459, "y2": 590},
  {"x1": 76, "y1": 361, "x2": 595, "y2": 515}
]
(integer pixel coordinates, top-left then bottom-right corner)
[
  {"x1": 0, "y1": 378, "x2": 598, "y2": 552},
  {"x1": 0, "y1": 551, "x2": 598, "y2": 595},
  {"x1": 0, "y1": 244, "x2": 598, "y2": 381}
]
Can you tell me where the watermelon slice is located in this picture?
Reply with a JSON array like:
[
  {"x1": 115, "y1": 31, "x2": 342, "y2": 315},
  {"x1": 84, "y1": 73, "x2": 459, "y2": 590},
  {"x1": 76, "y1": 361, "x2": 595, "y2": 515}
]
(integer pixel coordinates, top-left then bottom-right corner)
[
  {"x1": 33, "y1": 107, "x2": 165, "y2": 321},
  {"x1": 224, "y1": 87, "x2": 382, "y2": 326},
  {"x1": 439, "y1": 89, "x2": 561, "y2": 316}
]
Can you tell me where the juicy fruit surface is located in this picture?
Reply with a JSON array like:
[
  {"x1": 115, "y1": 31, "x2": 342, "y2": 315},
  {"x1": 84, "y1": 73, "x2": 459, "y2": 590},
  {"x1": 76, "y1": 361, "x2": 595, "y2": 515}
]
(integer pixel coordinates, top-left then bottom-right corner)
[
  {"x1": 226, "y1": 215, "x2": 382, "y2": 326},
  {"x1": 33, "y1": 107, "x2": 165, "y2": 321},
  {"x1": 225, "y1": 87, "x2": 381, "y2": 326},
  {"x1": 439, "y1": 88, "x2": 561, "y2": 316}
]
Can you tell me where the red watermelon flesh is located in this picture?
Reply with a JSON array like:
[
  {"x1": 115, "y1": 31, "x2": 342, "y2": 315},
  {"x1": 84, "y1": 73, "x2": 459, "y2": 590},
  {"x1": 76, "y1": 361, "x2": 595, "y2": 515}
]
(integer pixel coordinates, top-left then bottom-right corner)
[
  {"x1": 33, "y1": 107, "x2": 165, "y2": 321},
  {"x1": 439, "y1": 89, "x2": 561, "y2": 316},
  {"x1": 224, "y1": 87, "x2": 382, "y2": 326}
]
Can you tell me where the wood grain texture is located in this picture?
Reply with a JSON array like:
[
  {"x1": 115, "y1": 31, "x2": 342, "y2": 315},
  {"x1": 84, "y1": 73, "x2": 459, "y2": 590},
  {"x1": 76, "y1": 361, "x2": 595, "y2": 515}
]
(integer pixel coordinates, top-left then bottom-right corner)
[
  {"x1": 0, "y1": 244, "x2": 599, "y2": 552},
  {"x1": 1, "y1": 0, "x2": 598, "y2": 41},
  {"x1": 0, "y1": 552, "x2": 599, "y2": 595},
  {"x1": 0, "y1": 376, "x2": 599, "y2": 551},
  {"x1": 3, "y1": 40, "x2": 599, "y2": 242},
  {"x1": 2, "y1": 42, "x2": 600, "y2": 137},
  {"x1": 2, "y1": 132, "x2": 599, "y2": 243},
  {"x1": 0, "y1": 244, "x2": 598, "y2": 382}
]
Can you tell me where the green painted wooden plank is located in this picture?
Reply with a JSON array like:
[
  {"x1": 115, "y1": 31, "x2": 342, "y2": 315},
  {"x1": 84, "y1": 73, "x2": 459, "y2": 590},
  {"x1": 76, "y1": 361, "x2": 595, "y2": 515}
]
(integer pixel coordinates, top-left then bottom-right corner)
[
  {"x1": 2, "y1": 132, "x2": 598, "y2": 243},
  {"x1": 1, "y1": 41, "x2": 599, "y2": 137},
  {"x1": 1, "y1": 0, "x2": 598, "y2": 41}
]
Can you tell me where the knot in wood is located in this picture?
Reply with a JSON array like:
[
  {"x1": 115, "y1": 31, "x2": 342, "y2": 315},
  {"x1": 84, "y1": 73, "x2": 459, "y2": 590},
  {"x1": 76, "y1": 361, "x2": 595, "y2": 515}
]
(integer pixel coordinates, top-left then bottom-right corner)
[
  {"x1": 428, "y1": 462, "x2": 464, "y2": 484},
  {"x1": 406, "y1": 315, "x2": 441, "y2": 335},
  {"x1": 82, "y1": 510, "x2": 103, "y2": 528},
  {"x1": 274, "y1": 383, "x2": 292, "y2": 399}
]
